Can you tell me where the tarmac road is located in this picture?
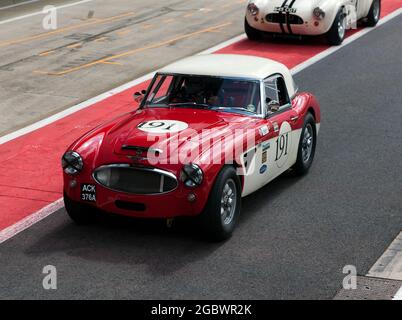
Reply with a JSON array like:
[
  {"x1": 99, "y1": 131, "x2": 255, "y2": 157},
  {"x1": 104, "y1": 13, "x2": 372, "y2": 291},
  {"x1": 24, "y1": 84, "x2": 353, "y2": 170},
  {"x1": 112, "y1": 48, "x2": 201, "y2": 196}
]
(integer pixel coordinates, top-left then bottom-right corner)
[
  {"x1": 0, "y1": 13, "x2": 401, "y2": 299},
  {"x1": 0, "y1": 0, "x2": 246, "y2": 136}
]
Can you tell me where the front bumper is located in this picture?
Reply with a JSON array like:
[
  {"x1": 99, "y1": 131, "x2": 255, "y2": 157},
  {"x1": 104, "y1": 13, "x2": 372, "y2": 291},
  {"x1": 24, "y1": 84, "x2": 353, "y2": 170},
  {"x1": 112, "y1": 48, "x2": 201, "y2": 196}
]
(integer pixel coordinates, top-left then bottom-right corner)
[
  {"x1": 246, "y1": 11, "x2": 333, "y2": 36},
  {"x1": 63, "y1": 170, "x2": 210, "y2": 219}
]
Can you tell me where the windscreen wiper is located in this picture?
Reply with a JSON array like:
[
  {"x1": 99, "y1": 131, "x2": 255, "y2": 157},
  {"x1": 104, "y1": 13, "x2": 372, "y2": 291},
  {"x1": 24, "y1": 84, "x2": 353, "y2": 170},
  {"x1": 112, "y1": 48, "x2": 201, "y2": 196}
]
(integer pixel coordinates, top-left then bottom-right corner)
[
  {"x1": 210, "y1": 106, "x2": 255, "y2": 114},
  {"x1": 168, "y1": 102, "x2": 210, "y2": 109}
]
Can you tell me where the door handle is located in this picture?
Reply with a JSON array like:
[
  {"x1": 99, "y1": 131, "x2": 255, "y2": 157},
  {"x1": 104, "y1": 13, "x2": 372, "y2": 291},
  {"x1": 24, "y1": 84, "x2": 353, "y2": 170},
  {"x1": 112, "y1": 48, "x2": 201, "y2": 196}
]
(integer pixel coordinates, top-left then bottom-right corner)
[{"x1": 290, "y1": 116, "x2": 299, "y2": 122}]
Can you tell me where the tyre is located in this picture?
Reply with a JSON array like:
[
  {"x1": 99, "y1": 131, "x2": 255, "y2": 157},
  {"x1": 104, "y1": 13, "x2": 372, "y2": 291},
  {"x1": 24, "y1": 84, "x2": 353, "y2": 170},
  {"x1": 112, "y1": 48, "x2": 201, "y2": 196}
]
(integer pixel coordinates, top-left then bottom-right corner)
[
  {"x1": 293, "y1": 113, "x2": 317, "y2": 175},
  {"x1": 199, "y1": 166, "x2": 242, "y2": 241},
  {"x1": 64, "y1": 191, "x2": 96, "y2": 225},
  {"x1": 326, "y1": 8, "x2": 346, "y2": 45},
  {"x1": 366, "y1": 0, "x2": 381, "y2": 27},
  {"x1": 245, "y1": 18, "x2": 262, "y2": 41}
]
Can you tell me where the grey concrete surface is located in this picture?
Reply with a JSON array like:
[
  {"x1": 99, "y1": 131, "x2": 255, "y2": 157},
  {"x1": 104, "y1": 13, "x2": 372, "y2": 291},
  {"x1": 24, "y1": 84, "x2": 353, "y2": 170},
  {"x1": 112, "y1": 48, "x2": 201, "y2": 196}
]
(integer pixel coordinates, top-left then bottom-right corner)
[
  {"x1": 368, "y1": 231, "x2": 402, "y2": 280},
  {"x1": 0, "y1": 0, "x2": 246, "y2": 136},
  {"x1": 334, "y1": 277, "x2": 402, "y2": 300},
  {"x1": 0, "y1": 14, "x2": 401, "y2": 299}
]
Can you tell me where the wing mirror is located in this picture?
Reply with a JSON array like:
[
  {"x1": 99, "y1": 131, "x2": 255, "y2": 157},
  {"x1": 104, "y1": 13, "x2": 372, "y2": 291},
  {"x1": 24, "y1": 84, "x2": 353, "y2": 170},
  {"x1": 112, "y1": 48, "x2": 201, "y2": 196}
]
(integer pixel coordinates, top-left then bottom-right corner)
[
  {"x1": 267, "y1": 99, "x2": 280, "y2": 113},
  {"x1": 133, "y1": 89, "x2": 147, "y2": 103}
]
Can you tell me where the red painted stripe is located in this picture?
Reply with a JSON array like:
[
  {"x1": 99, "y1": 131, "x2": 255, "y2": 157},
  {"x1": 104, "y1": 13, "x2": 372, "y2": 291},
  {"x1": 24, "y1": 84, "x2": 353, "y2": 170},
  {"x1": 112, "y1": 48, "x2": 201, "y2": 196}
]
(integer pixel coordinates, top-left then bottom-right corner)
[
  {"x1": 217, "y1": 0, "x2": 402, "y2": 66},
  {"x1": 0, "y1": 0, "x2": 401, "y2": 231}
]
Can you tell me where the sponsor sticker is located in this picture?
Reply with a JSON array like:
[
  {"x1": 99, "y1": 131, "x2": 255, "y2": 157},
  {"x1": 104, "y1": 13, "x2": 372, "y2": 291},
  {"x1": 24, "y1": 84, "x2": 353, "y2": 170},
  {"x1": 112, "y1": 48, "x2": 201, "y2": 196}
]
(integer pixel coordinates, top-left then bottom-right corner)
[
  {"x1": 259, "y1": 164, "x2": 268, "y2": 174},
  {"x1": 247, "y1": 104, "x2": 257, "y2": 112},
  {"x1": 262, "y1": 150, "x2": 267, "y2": 163},
  {"x1": 262, "y1": 141, "x2": 270, "y2": 151},
  {"x1": 259, "y1": 125, "x2": 269, "y2": 136},
  {"x1": 274, "y1": 6, "x2": 297, "y2": 14}
]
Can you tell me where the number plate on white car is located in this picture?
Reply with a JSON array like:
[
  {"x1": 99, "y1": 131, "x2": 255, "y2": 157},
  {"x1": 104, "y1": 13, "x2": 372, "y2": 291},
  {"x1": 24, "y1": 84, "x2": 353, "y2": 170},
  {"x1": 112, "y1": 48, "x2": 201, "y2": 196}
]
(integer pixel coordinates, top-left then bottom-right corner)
[{"x1": 81, "y1": 184, "x2": 96, "y2": 202}]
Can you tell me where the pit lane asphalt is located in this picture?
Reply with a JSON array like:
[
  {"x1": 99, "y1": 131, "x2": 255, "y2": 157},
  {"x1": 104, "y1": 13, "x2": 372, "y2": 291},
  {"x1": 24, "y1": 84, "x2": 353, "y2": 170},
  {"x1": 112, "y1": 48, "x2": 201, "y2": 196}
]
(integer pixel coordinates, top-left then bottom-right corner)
[
  {"x1": 1, "y1": 16, "x2": 402, "y2": 300},
  {"x1": 0, "y1": 0, "x2": 246, "y2": 136}
]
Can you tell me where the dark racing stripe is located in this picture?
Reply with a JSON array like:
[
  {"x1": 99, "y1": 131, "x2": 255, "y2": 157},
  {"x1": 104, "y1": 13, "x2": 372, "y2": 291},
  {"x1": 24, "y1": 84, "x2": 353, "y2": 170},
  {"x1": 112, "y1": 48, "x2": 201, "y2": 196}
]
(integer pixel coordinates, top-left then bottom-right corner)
[
  {"x1": 286, "y1": 0, "x2": 297, "y2": 34},
  {"x1": 279, "y1": 0, "x2": 289, "y2": 33}
]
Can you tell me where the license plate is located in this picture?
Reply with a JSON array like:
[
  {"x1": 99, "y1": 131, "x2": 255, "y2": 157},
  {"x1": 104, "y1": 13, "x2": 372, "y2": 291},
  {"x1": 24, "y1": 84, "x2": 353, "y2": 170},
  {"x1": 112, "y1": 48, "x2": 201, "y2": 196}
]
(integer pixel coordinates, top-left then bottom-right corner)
[{"x1": 81, "y1": 184, "x2": 96, "y2": 202}]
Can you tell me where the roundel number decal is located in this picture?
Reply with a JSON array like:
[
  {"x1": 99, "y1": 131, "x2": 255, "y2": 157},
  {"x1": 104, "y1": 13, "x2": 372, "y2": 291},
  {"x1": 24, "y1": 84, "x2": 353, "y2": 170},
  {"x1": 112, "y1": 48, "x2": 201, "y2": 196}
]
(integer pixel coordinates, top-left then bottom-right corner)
[
  {"x1": 275, "y1": 133, "x2": 289, "y2": 162},
  {"x1": 275, "y1": 122, "x2": 292, "y2": 169},
  {"x1": 137, "y1": 120, "x2": 188, "y2": 133}
]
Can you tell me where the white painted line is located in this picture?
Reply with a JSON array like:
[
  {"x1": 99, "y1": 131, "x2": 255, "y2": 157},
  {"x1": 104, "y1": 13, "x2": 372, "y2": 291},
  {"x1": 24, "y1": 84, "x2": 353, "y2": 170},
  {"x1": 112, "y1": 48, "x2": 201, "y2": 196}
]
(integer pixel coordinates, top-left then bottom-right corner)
[
  {"x1": 0, "y1": 35, "x2": 247, "y2": 145},
  {"x1": 1, "y1": 7, "x2": 402, "y2": 244},
  {"x1": 0, "y1": 0, "x2": 40, "y2": 11},
  {"x1": 2, "y1": 8, "x2": 402, "y2": 145},
  {"x1": 201, "y1": 34, "x2": 247, "y2": 54},
  {"x1": 393, "y1": 286, "x2": 402, "y2": 300},
  {"x1": 367, "y1": 231, "x2": 402, "y2": 281},
  {"x1": 291, "y1": 7, "x2": 402, "y2": 75},
  {"x1": 0, "y1": 198, "x2": 63, "y2": 244},
  {"x1": 0, "y1": 72, "x2": 155, "y2": 145},
  {"x1": 0, "y1": 0, "x2": 95, "y2": 25}
]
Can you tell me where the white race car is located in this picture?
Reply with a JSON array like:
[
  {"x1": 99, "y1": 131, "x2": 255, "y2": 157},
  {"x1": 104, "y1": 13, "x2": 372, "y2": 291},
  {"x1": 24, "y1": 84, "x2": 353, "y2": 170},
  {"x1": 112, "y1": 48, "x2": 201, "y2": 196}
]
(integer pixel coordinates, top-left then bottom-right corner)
[{"x1": 245, "y1": 0, "x2": 381, "y2": 45}]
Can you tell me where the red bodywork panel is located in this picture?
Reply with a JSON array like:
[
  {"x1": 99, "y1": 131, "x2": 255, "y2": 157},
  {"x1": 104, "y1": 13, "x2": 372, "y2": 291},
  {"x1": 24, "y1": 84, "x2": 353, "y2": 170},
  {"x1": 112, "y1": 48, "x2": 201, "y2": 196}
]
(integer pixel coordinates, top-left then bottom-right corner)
[{"x1": 63, "y1": 92, "x2": 320, "y2": 218}]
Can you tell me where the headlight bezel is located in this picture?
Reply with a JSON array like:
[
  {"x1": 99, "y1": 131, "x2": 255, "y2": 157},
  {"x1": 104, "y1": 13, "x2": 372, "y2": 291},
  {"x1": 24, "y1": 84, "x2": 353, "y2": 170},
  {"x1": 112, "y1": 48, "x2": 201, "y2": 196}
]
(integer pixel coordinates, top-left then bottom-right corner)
[
  {"x1": 180, "y1": 163, "x2": 204, "y2": 188},
  {"x1": 62, "y1": 151, "x2": 84, "y2": 175},
  {"x1": 247, "y1": 3, "x2": 259, "y2": 16}
]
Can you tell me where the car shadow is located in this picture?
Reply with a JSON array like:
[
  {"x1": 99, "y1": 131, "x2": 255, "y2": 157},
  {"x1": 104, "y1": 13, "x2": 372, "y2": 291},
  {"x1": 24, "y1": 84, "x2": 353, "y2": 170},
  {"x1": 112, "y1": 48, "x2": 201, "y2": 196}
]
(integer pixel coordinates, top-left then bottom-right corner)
[
  {"x1": 239, "y1": 169, "x2": 305, "y2": 223},
  {"x1": 230, "y1": 24, "x2": 367, "y2": 54},
  {"x1": 23, "y1": 170, "x2": 305, "y2": 276}
]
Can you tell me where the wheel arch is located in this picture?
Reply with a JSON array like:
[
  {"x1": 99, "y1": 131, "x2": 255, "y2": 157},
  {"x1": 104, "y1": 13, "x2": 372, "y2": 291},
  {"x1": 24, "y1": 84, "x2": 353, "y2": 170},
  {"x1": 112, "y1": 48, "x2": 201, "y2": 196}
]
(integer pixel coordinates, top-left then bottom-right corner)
[
  {"x1": 307, "y1": 107, "x2": 316, "y2": 121},
  {"x1": 319, "y1": 1, "x2": 347, "y2": 33}
]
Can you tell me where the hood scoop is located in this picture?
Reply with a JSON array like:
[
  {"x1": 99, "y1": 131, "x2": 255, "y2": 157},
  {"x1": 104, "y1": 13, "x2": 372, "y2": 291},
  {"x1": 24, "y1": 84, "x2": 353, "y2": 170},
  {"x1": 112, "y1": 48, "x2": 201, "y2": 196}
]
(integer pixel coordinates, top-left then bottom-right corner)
[
  {"x1": 120, "y1": 145, "x2": 163, "y2": 161},
  {"x1": 121, "y1": 145, "x2": 163, "y2": 155}
]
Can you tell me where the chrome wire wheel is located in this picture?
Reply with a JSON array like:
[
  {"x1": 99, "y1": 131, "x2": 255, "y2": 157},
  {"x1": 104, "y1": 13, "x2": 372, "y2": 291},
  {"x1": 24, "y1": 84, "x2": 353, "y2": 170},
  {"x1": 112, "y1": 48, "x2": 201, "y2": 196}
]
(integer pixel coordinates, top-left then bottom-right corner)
[
  {"x1": 302, "y1": 123, "x2": 314, "y2": 163},
  {"x1": 220, "y1": 179, "x2": 237, "y2": 225},
  {"x1": 338, "y1": 13, "x2": 346, "y2": 40}
]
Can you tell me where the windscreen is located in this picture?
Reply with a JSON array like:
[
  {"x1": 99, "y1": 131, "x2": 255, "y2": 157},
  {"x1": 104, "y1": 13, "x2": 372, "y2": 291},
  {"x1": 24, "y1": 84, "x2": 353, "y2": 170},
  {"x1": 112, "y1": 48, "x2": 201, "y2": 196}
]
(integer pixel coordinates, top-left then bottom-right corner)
[{"x1": 144, "y1": 74, "x2": 262, "y2": 115}]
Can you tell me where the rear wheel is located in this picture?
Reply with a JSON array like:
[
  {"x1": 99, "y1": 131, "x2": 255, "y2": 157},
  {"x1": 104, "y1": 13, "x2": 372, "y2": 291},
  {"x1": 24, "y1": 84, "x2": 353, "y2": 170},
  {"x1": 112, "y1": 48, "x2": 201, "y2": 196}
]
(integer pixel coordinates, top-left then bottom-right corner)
[
  {"x1": 64, "y1": 192, "x2": 96, "y2": 225},
  {"x1": 245, "y1": 18, "x2": 262, "y2": 41},
  {"x1": 326, "y1": 8, "x2": 346, "y2": 45},
  {"x1": 199, "y1": 166, "x2": 241, "y2": 242},
  {"x1": 366, "y1": 0, "x2": 381, "y2": 27},
  {"x1": 293, "y1": 113, "x2": 317, "y2": 175}
]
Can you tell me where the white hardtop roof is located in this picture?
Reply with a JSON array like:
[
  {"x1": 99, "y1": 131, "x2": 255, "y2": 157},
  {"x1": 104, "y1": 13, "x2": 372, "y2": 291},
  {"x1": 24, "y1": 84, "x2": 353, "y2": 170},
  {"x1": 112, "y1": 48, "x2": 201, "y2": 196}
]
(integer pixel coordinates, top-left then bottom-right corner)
[
  {"x1": 159, "y1": 54, "x2": 287, "y2": 80},
  {"x1": 158, "y1": 54, "x2": 296, "y2": 97}
]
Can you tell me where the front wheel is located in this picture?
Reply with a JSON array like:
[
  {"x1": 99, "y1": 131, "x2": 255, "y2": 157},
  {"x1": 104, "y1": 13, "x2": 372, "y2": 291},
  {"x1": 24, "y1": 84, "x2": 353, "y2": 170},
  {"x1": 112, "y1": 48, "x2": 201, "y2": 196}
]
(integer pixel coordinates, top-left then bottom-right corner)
[
  {"x1": 198, "y1": 166, "x2": 242, "y2": 242},
  {"x1": 293, "y1": 113, "x2": 317, "y2": 175},
  {"x1": 64, "y1": 192, "x2": 96, "y2": 225},
  {"x1": 366, "y1": 0, "x2": 381, "y2": 27},
  {"x1": 326, "y1": 9, "x2": 346, "y2": 45}
]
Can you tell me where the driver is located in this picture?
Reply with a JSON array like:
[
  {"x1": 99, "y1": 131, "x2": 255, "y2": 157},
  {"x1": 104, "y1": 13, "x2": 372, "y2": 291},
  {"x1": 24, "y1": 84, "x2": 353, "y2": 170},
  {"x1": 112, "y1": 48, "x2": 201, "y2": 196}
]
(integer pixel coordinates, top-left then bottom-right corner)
[
  {"x1": 170, "y1": 77, "x2": 220, "y2": 105},
  {"x1": 174, "y1": 77, "x2": 205, "y2": 103}
]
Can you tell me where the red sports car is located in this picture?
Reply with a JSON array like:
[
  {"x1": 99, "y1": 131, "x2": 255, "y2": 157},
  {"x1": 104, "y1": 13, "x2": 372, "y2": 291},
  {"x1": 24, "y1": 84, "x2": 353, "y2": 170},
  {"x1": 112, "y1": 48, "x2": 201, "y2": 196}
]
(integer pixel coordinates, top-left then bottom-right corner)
[{"x1": 62, "y1": 54, "x2": 321, "y2": 241}]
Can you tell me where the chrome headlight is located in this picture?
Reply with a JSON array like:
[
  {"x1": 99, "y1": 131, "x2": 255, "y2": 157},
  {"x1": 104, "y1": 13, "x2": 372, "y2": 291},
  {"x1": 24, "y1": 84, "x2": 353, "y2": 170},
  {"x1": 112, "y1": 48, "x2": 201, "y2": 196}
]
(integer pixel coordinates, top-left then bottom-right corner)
[
  {"x1": 62, "y1": 151, "x2": 83, "y2": 175},
  {"x1": 313, "y1": 7, "x2": 325, "y2": 19},
  {"x1": 180, "y1": 163, "x2": 203, "y2": 188},
  {"x1": 247, "y1": 3, "x2": 259, "y2": 16}
]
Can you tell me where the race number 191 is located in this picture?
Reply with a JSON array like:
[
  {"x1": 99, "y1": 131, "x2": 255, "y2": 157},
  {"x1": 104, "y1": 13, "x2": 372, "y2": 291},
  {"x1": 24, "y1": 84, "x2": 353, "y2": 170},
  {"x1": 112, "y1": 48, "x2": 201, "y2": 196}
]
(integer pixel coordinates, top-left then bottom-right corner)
[{"x1": 275, "y1": 133, "x2": 289, "y2": 161}]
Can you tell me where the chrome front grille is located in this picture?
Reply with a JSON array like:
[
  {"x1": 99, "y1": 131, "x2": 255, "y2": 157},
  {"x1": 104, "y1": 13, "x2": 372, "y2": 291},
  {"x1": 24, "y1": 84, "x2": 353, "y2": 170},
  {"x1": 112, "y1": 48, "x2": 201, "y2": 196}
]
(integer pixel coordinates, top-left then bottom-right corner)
[{"x1": 93, "y1": 165, "x2": 178, "y2": 195}]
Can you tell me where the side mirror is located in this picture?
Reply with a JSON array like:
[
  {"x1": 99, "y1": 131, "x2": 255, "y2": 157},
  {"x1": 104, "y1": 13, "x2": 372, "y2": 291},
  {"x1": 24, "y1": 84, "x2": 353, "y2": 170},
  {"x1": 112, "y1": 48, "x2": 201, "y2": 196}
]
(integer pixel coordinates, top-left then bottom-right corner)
[
  {"x1": 133, "y1": 90, "x2": 146, "y2": 103},
  {"x1": 267, "y1": 99, "x2": 280, "y2": 113}
]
